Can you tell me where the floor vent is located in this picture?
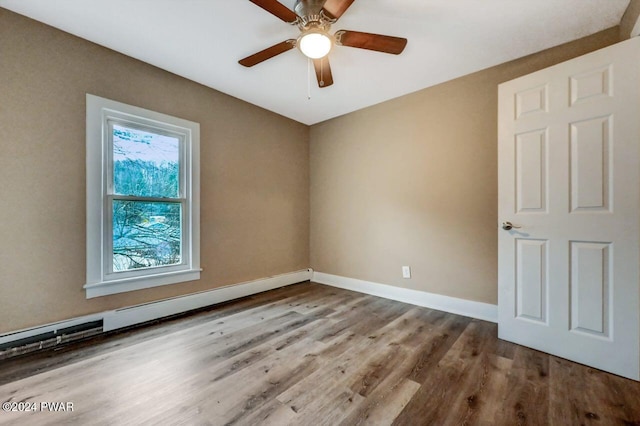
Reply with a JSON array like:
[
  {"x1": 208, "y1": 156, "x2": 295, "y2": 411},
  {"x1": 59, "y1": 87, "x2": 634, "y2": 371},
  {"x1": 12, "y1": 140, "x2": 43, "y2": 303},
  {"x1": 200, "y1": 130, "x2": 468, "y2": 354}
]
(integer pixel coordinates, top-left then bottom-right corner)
[{"x1": 0, "y1": 320, "x2": 103, "y2": 360}]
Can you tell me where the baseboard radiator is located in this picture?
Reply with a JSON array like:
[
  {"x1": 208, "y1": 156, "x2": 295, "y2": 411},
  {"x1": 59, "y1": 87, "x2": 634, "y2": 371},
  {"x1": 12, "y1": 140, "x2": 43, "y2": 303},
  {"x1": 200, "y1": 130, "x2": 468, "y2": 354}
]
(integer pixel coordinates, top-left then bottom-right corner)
[
  {"x1": 0, "y1": 320, "x2": 103, "y2": 360},
  {"x1": 0, "y1": 269, "x2": 313, "y2": 360}
]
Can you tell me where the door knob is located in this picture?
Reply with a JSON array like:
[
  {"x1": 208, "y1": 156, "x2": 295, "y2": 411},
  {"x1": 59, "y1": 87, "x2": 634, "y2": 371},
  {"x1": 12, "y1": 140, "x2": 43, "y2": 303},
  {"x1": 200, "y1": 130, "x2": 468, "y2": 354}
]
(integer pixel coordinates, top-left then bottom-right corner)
[{"x1": 502, "y1": 221, "x2": 521, "y2": 231}]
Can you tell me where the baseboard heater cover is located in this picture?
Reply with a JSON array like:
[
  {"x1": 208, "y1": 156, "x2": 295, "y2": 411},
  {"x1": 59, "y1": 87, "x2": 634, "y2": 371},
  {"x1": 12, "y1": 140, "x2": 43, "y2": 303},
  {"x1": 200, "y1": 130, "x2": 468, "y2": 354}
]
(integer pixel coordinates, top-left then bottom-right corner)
[
  {"x1": 0, "y1": 320, "x2": 103, "y2": 360},
  {"x1": 0, "y1": 269, "x2": 313, "y2": 357},
  {"x1": 103, "y1": 268, "x2": 313, "y2": 331}
]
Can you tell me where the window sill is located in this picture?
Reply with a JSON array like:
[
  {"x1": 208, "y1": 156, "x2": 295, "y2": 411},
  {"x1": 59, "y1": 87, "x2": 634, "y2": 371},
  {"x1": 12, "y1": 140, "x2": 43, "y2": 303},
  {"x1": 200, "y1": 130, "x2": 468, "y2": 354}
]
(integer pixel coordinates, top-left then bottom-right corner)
[{"x1": 84, "y1": 269, "x2": 202, "y2": 299}]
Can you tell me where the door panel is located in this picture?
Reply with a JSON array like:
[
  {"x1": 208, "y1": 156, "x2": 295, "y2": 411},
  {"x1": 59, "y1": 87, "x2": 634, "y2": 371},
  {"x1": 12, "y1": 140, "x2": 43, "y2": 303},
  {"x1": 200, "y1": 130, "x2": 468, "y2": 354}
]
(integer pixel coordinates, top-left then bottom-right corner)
[
  {"x1": 570, "y1": 241, "x2": 610, "y2": 337},
  {"x1": 570, "y1": 116, "x2": 611, "y2": 212},
  {"x1": 570, "y1": 65, "x2": 612, "y2": 106},
  {"x1": 515, "y1": 85, "x2": 548, "y2": 118},
  {"x1": 516, "y1": 130, "x2": 547, "y2": 212},
  {"x1": 498, "y1": 37, "x2": 640, "y2": 380},
  {"x1": 515, "y1": 239, "x2": 548, "y2": 323}
]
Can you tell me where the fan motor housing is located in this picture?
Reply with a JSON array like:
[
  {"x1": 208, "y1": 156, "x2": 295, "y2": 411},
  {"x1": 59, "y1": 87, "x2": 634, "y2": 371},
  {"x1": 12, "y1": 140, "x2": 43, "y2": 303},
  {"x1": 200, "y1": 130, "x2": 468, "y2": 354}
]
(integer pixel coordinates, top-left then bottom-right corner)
[{"x1": 294, "y1": 0, "x2": 325, "y2": 19}]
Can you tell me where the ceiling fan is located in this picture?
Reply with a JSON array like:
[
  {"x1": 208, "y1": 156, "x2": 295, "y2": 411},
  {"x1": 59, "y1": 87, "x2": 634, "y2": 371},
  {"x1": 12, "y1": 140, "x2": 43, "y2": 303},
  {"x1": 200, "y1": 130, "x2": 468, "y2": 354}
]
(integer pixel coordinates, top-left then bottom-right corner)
[{"x1": 239, "y1": 0, "x2": 408, "y2": 88}]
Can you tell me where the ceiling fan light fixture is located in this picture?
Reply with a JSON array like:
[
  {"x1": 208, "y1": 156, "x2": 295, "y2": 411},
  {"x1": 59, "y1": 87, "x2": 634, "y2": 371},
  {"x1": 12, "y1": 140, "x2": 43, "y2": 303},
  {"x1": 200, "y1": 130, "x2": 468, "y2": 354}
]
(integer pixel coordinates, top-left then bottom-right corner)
[
  {"x1": 240, "y1": 0, "x2": 408, "y2": 89},
  {"x1": 298, "y1": 29, "x2": 332, "y2": 59}
]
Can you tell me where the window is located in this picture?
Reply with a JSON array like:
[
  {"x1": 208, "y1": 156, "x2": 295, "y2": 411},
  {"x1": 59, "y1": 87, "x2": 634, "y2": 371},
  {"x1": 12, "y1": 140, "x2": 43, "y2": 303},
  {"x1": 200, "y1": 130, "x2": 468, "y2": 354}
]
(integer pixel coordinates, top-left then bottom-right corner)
[{"x1": 85, "y1": 94, "x2": 200, "y2": 298}]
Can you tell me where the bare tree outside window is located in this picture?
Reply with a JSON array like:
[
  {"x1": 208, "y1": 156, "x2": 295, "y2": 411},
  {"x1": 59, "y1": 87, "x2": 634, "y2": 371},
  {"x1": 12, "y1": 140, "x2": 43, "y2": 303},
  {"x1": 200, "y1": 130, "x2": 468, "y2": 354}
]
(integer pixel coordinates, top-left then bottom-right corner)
[{"x1": 111, "y1": 125, "x2": 182, "y2": 271}]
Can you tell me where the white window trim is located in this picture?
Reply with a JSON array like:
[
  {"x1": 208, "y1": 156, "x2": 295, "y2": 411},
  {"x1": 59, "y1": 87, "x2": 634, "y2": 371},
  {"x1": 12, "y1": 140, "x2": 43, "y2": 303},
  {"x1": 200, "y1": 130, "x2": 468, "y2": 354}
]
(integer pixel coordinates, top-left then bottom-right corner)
[{"x1": 85, "y1": 94, "x2": 200, "y2": 299}]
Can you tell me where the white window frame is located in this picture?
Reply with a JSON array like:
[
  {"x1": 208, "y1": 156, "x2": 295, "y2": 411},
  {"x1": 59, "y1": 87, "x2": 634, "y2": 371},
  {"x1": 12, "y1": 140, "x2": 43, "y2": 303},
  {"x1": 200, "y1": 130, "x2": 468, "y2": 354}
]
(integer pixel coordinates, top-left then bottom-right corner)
[{"x1": 85, "y1": 94, "x2": 200, "y2": 298}]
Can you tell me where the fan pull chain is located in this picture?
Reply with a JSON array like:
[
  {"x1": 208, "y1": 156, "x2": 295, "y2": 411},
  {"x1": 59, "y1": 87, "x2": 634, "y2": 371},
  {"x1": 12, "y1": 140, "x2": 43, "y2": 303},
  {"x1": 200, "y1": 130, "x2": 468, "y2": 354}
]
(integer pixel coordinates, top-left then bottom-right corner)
[
  {"x1": 307, "y1": 58, "x2": 312, "y2": 100},
  {"x1": 320, "y1": 59, "x2": 324, "y2": 87}
]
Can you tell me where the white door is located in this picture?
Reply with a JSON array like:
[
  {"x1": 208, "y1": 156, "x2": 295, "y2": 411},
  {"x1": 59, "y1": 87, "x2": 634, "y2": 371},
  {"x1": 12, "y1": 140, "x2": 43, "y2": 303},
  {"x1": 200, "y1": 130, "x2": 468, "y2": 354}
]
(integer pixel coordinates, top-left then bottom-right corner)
[{"x1": 498, "y1": 37, "x2": 640, "y2": 380}]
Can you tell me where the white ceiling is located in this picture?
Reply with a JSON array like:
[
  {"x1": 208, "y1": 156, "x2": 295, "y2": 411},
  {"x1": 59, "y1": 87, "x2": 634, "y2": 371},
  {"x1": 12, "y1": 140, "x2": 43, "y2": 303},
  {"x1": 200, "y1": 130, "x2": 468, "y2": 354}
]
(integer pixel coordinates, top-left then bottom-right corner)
[{"x1": 0, "y1": 0, "x2": 630, "y2": 125}]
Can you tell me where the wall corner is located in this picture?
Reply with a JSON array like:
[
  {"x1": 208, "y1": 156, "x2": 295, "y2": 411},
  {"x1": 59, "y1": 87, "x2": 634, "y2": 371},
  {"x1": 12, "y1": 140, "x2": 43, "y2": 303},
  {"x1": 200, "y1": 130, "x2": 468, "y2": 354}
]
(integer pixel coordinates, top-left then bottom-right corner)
[{"x1": 620, "y1": 0, "x2": 640, "y2": 40}]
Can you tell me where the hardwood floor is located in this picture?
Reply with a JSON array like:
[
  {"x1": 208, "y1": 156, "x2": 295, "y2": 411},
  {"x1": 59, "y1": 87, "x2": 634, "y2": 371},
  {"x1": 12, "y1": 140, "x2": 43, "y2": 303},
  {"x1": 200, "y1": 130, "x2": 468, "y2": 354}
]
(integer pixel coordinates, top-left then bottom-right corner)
[{"x1": 1, "y1": 282, "x2": 639, "y2": 425}]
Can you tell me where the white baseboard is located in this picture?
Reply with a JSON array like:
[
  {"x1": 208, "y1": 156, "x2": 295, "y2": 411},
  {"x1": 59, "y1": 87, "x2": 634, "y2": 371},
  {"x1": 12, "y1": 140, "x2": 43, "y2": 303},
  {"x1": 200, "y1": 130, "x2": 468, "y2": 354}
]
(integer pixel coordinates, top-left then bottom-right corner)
[
  {"x1": 312, "y1": 272, "x2": 498, "y2": 323},
  {"x1": 2, "y1": 269, "x2": 494, "y2": 347},
  {"x1": 0, "y1": 313, "x2": 106, "y2": 346},
  {"x1": 103, "y1": 269, "x2": 313, "y2": 331},
  {"x1": 0, "y1": 269, "x2": 313, "y2": 345}
]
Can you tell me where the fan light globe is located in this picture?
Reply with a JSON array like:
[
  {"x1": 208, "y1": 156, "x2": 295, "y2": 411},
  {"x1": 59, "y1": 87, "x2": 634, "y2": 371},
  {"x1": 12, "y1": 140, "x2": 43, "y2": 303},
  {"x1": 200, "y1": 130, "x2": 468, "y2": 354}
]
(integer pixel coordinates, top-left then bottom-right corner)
[{"x1": 299, "y1": 32, "x2": 332, "y2": 59}]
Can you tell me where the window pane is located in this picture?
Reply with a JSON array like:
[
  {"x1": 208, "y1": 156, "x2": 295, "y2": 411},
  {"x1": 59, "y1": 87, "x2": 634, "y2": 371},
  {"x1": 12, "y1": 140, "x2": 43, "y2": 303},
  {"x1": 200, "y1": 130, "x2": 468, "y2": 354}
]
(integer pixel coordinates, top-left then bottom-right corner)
[
  {"x1": 112, "y1": 200, "x2": 182, "y2": 272},
  {"x1": 112, "y1": 124, "x2": 180, "y2": 198}
]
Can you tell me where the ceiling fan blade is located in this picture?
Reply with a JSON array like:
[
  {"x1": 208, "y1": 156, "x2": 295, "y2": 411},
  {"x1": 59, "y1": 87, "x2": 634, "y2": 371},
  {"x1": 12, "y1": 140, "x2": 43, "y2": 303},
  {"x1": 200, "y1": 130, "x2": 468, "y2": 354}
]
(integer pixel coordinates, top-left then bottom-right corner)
[
  {"x1": 239, "y1": 40, "x2": 296, "y2": 67},
  {"x1": 322, "y1": 0, "x2": 355, "y2": 20},
  {"x1": 335, "y1": 30, "x2": 407, "y2": 54},
  {"x1": 313, "y1": 57, "x2": 334, "y2": 88},
  {"x1": 248, "y1": 0, "x2": 298, "y2": 23}
]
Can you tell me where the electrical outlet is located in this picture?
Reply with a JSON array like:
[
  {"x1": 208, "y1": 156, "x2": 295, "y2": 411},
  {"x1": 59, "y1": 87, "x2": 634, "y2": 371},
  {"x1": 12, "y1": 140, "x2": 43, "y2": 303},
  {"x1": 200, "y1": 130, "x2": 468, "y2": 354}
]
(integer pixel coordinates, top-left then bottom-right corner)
[{"x1": 402, "y1": 266, "x2": 411, "y2": 279}]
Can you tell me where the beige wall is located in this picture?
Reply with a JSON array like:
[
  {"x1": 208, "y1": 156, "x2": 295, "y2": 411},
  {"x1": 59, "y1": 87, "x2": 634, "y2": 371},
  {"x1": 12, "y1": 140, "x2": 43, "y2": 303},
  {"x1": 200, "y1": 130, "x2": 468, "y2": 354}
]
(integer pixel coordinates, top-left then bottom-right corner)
[
  {"x1": 0, "y1": 9, "x2": 310, "y2": 333},
  {"x1": 621, "y1": 0, "x2": 640, "y2": 39},
  {"x1": 310, "y1": 28, "x2": 620, "y2": 305},
  {"x1": 0, "y1": 6, "x2": 624, "y2": 334}
]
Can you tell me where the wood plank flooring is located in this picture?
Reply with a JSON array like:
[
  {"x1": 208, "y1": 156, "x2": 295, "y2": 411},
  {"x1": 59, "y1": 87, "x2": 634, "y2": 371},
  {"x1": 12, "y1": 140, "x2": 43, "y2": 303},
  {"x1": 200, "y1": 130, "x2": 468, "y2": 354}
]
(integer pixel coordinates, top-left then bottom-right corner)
[{"x1": 1, "y1": 282, "x2": 639, "y2": 425}]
